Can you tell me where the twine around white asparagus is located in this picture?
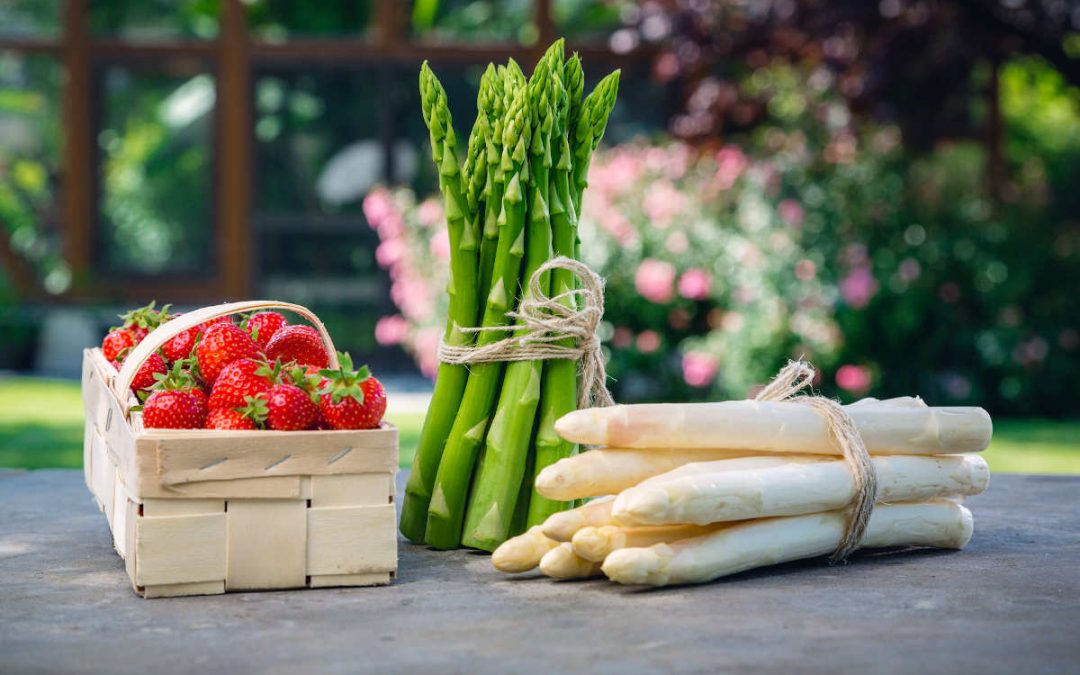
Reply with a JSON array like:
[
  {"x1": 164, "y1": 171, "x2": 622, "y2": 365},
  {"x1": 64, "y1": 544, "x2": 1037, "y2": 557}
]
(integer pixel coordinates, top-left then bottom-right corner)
[
  {"x1": 754, "y1": 360, "x2": 878, "y2": 563},
  {"x1": 437, "y1": 256, "x2": 615, "y2": 410}
]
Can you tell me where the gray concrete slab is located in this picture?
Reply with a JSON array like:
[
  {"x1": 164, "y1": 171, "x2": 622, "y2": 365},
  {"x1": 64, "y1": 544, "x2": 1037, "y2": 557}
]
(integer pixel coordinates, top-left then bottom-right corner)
[{"x1": 0, "y1": 470, "x2": 1077, "y2": 675}]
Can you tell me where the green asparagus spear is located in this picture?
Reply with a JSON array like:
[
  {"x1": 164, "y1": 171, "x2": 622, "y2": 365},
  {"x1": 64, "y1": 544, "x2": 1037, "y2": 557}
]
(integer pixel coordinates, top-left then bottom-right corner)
[
  {"x1": 424, "y1": 84, "x2": 533, "y2": 549},
  {"x1": 461, "y1": 45, "x2": 566, "y2": 550},
  {"x1": 400, "y1": 63, "x2": 484, "y2": 543},
  {"x1": 564, "y1": 53, "x2": 584, "y2": 149},
  {"x1": 477, "y1": 61, "x2": 527, "y2": 303},
  {"x1": 529, "y1": 66, "x2": 621, "y2": 525},
  {"x1": 463, "y1": 64, "x2": 497, "y2": 216},
  {"x1": 570, "y1": 69, "x2": 621, "y2": 219},
  {"x1": 528, "y1": 56, "x2": 585, "y2": 527}
]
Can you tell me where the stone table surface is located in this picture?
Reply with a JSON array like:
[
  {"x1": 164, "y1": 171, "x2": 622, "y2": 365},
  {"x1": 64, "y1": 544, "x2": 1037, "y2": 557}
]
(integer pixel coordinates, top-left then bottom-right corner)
[{"x1": 1, "y1": 470, "x2": 1078, "y2": 675}]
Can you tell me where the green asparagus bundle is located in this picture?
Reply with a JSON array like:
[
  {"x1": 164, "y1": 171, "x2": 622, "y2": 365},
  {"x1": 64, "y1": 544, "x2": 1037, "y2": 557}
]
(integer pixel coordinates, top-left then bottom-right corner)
[{"x1": 403, "y1": 40, "x2": 620, "y2": 550}]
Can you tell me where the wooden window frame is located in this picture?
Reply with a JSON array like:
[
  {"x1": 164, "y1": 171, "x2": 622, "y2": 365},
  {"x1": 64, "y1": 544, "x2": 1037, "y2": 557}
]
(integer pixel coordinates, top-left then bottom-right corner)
[{"x1": 0, "y1": 0, "x2": 643, "y2": 303}]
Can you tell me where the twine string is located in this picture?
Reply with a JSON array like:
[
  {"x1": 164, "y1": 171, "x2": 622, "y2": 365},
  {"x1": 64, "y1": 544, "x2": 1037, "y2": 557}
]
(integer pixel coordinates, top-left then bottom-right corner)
[
  {"x1": 754, "y1": 360, "x2": 878, "y2": 563},
  {"x1": 437, "y1": 256, "x2": 615, "y2": 410}
]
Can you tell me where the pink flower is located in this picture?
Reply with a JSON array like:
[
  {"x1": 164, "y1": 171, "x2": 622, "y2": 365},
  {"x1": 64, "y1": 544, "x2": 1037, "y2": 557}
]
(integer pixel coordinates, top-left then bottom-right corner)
[
  {"x1": 795, "y1": 259, "x2": 817, "y2": 281},
  {"x1": 430, "y1": 227, "x2": 450, "y2": 261},
  {"x1": 682, "y1": 351, "x2": 718, "y2": 388},
  {"x1": 362, "y1": 188, "x2": 394, "y2": 227},
  {"x1": 643, "y1": 180, "x2": 685, "y2": 228},
  {"x1": 417, "y1": 198, "x2": 444, "y2": 228},
  {"x1": 636, "y1": 330, "x2": 661, "y2": 353},
  {"x1": 714, "y1": 145, "x2": 747, "y2": 190},
  {"x1": 414, "y1": 327, "x2": 442, "y2": 379},
  {"x1": 835, "y1": 364, "x2": 872, "y2": 394},
  {"x1": 635, "y1": 258, "x2": 676, "y2": 304},
  {"x1": 376, "y1": 212, "x2": 404, "y2": 239},
  {"x1": 778, "y1": 199, "x2": 804, "y2": 228},
  {"x1": 374, "y1": 315, "x2": 409, "y2": 346},
  {"x1": 611, "y1": 327, "x2": 633, "y2": 349},
  {"x1": 665, "y1": 231, "x2": 689, "y2": 254},
  {"x1": 840, "y1": 266, "x2": 878, "y2": 309},
  {"x1": 375, "y1": 238, "x2": 406, "y2": 268},
  {"x1": 678, "y1": 268, "x2": 712, "y2": 300}
]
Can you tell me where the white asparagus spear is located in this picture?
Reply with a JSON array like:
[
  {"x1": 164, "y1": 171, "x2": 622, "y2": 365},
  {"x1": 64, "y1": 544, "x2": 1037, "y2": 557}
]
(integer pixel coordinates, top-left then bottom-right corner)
[
  {"x1": 555, "y1": 402, "x2": 992, "y2": 455},
  {"x1": 572, "y1": 524, "x2": 724, "y2": 563},
  {"x1": 539, "y1": 542, "x2": 603, "y2": 579},
  {"x1": 541, "y1": 496, "x2": 615, "y2": 542},
  {"x1": 602, "y1": 499, "x2": 974, "y2": 586},
  {"x1": 534, "y1": 448, "x2": 774, "y2": 501},
  {"x1": 613, "y1": 454, "x2": 989, "y2": 526},
  {"x1": 491, "y1": 526, "x2": 560, "y2": 573}
]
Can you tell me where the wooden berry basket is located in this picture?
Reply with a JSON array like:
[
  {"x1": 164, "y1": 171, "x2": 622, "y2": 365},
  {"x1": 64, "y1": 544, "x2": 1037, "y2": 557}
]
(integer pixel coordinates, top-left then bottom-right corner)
[{"x1": 81, "y1": 300, "x2": 398, "y2": 598}]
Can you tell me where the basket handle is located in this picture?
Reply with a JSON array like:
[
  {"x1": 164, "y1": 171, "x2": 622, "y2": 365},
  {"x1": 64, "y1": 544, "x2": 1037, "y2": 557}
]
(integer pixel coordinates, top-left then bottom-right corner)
[{"x1": 112, "y1": 300, "x2": 340, "y2": 411}]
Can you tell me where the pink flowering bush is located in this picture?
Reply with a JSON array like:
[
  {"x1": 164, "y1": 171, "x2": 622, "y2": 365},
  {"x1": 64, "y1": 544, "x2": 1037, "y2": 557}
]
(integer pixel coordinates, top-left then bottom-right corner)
[
  {"x1": 577, "y1": 139, "x2": 843, "y2": 400},
  {"x1": 363, "y1": 189, "x2": 450, "y2": 378}
]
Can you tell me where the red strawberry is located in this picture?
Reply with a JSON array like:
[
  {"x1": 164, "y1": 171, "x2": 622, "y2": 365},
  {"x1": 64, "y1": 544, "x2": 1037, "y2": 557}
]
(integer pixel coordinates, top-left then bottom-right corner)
[
  {"x1": 162, "y1": 325, "x2": 201, "y2": 363},
  {"x1": 263, "y1": 383, "x2": 319, "y2": 431},
  {"x1": 205, "y1": 407, "x2": 258, "y2": 430},
  {"x1": 317, "y1": 352, "x2": 387, "y2": 430},
  {"x1": 208, "y1": 358, "x2": 273, "y2": 410},
  {"x1": 266, "y1": 325, "x2": 328, "y2": 369},
  {"x1": 196, "y1": 323, "x2": 264, "y2": 386},
  {"x1": 244, "y1": 312, "x2": 288, "y2": 349},
  {"x1": 143, "y1": 389, "x2": 208, "y2": 429},
  {"x1": 102, "y1": 328, "x2": 136, "y2": 363},
  {"x1": 201, "y1": 316, "x2": 235, "y2": 330},
  {"x1": 119, "y1": 301, "x2": 169, "y2": 342},
  {"x1": 129, "y1": 353, "x2": 169, "y2": 393}
]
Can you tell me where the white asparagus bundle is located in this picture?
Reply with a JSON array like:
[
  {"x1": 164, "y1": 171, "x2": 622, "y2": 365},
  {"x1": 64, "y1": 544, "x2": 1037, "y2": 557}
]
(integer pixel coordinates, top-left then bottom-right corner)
[
  {"x1": 572, "y1": 523, "x2": 723, "y2": 563},
  {"x1": 602, "y1": 499, "x2": 973, "y2": 586},
  {"x1": 539, "y1": 543, "x2": 603, "y2": 579},
  {"x1": 491, "y1": 526, "x2": 560, "y2": 573},
  {"x1": 555, "y1": 401, "x2": 992, "y2": 455},
  {"x1": 541, "y1": 496, "x2": 615, "y2": 542},
  {"x1": 613, "y1": 454, "x2": 989, "y2": 526},
  {"x1": 535, "y1": 448, "x2": 773, "y2": 501}
]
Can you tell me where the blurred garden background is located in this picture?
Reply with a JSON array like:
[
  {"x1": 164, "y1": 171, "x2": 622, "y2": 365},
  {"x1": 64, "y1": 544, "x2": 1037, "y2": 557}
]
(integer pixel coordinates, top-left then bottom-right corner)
[{"x1": 0, "y1": 0, "x2": 1077, "y2": 472}]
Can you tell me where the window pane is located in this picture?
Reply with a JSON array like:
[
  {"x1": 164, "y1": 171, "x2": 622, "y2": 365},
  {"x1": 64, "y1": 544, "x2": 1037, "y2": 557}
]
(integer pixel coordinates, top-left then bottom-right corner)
[
  {"x1": 98, "y1": 66, "x2": 216, "y2": 276},
  {"x1": 253, "y1": 67, "x2": 387, "y2": 214},
  {"x1": 552, "y1": 0, "x2": 627, "y2": 43},
  {"x1": 89, "y1": 0, "x2": 219, "y2": 40},
  {"x1": 410, "y1": 0, "x2": 535, "y2": 45},
  {"x1": 0, "y1": 0, "x2": 61, "y2": 39},
  {"x1": 247, "y1": 0, "x2": 374, "y2": 41},
  {"x1": 0, "y1": 52, "x2": 66, "y2": 292}
]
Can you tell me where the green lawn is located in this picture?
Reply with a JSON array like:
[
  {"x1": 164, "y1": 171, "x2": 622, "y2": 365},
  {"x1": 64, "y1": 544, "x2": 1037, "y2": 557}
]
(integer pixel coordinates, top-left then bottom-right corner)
[{"x1": 1, "y1": 376, "x2": 1077, "y2": 473}]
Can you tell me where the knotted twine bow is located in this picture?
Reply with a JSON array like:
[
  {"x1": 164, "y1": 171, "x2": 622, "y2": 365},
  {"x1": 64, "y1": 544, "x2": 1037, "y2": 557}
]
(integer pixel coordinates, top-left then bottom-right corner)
[
  {"x1": 437, "y1": 256, "x2": 615, "y2": 410},
  {"x1": 754, "y1": 360, "x2": 878, "y2": 563}
]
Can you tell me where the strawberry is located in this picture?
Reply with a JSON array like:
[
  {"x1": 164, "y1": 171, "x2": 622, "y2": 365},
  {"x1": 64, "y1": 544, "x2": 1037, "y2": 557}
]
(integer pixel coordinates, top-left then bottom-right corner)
[
  {"x1": 102, "y1": 328, "x2": 136, "y2": 363},
  {"x1": 129, "y1": 353, "x2": 168, "y2": 393},
  {"x1": 244, "y1": 311, "x2": 288, "y2": 349},
  {"x1": 162, "y1": 325, "x2": 201, "y2": 363},
  {"x1": 317, "y1": 352, "x2": 387, "y2": 430},
  {"x1": 208, "y1": 358, "x2": 273, "y2": 411},
  {"x1": 266, "y1": 325, "x2": 328, "y2": 369},
  {"x1": 201, "y1": 316, "x2": 235, "y2": 330},
  {"x1": 263, "y1": 383, "x2": 319, "y2": 431},
  {"x1": 143, "y1": 389, "x2": 209, "y2": 429},
  {"x1": 119, "y1": 301, "x2": 170, "y2": 342},
  {"x1": 195, "y1": 323, "x2": 264, "y2": 386},
  {"x1": 205, "y1": 407, "x2": 258, "y2": 430}
]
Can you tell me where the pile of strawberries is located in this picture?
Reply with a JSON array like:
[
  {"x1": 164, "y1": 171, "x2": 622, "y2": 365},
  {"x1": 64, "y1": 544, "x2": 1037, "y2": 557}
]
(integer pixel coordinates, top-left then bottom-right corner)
[{"x1": 101, "y1": 302, "x2": 386, "y2": 431}]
